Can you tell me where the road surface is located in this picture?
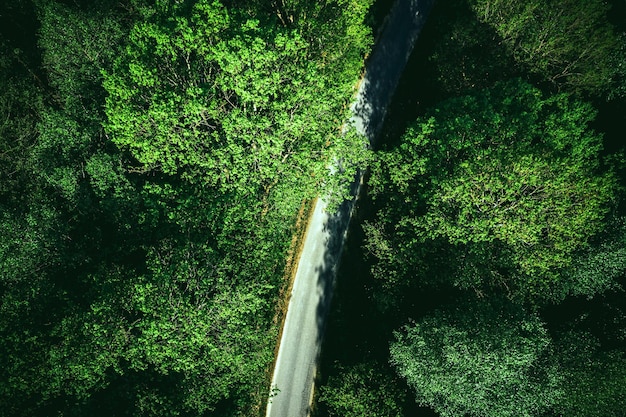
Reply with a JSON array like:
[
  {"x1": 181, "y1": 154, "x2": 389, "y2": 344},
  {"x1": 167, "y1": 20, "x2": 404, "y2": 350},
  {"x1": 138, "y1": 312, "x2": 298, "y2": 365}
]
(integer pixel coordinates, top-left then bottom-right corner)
[{"x1": 265, "y1": 1, "x2": 434, "y2": 416}]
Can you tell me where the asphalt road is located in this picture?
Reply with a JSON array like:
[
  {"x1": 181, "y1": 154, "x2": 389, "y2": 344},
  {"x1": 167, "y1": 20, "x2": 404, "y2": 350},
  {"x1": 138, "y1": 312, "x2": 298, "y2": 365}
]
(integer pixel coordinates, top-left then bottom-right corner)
[{"x1": 265, "y1": 2, "x2": 434, "y2": 416}]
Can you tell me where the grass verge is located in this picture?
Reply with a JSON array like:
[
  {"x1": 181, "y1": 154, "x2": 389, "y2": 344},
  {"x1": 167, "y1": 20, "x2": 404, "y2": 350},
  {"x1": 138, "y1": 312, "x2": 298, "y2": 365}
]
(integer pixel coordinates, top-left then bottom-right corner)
[{"x1": 258, "y1": 197, "x2": 317, "y2": 416}]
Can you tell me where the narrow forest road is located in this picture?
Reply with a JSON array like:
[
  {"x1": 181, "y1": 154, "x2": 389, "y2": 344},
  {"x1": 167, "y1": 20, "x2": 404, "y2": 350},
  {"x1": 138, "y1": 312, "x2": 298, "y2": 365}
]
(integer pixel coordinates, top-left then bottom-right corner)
[{"x1": 265, "y1": 1, "x2": 434, "y2": 416}]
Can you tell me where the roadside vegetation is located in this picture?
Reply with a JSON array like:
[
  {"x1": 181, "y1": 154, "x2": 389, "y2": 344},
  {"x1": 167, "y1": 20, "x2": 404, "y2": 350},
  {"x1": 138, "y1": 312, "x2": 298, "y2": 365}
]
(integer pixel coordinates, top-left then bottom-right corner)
[
  {"x1": 0, "y1": 1, "x2": 372, "y2": 416},
  {"x1": 3, "y1": 0, "x2": 625, "y2": 415},
  {"x1": 315, "y1": 0, "x2": 626, "y2": 416}
]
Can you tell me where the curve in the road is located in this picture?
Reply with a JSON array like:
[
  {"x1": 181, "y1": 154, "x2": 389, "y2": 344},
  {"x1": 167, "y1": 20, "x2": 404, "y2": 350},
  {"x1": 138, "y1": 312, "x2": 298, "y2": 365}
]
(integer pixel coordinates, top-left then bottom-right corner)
[{"x1": 265, "y1": 1, "x2": 434, "y2": 416}]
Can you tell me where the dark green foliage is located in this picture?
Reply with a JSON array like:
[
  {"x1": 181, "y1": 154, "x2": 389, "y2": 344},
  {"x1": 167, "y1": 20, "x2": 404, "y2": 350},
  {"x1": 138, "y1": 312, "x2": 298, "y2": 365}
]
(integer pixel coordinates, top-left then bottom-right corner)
[
  {"x1": 366, "y1": 79, "x2": 619, "y2": 302},
  {"x1": 388, "y1": 293, "x2": 626, "y2": 417},
  {"x1": 0, "y1": 39, "x2": 42, "y2": 206},
  {"x1": 555, "y1": 217, "x2": 626, "y2": 300},
  {"x1": 390, "y1": 298, "x2": 561, "y2": 417},
  {"x1": 426, "y1": 0, "x2": 519, "y2": 96},
  {"x1": 424, "y1": 0, "x2": 626, "y2": 101},
  {"x1": 314, "y1": 2, "x2": 626, "y2": 417},
  {"x1": 317, "y1": 362, "x2": 407, "y2": 417},
  {"x1": 469, "y1": 0, "x2": 626, "y2": 98},
  {"x1": 554, "y1": 330, "x2": 626, "y2": 417},
  {"x1": 0, "y1": 0, "x2": 373, "y2": 415}
]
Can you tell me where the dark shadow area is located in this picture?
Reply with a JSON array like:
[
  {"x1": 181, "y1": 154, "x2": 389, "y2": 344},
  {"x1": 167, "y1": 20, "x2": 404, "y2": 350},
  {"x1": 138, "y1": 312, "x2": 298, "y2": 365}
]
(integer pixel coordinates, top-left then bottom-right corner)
[
  {"x1": 376, "y1": 0, "x2": 525, "y2": 149},
  {"x1": 608, "y1": 0, "x2": 626, "y2": 32},
  {"x1": 366, "y1": 0, "x2": 396, "y2": 40},
  {"x1": 310, "y1": 2, "x2": 442, "y2": 414},
  {"x1": 0, "y1": 1, "x2": 41, "y2": 63},
  {"x1": 595, "y1": 97, "x2": 626, "y2": 156},
  {"x1": 314, "y1": 172, "x2": 363, "y2": 351},
  {"x1": 313, "y1": 0, "x2": 437, "y2": 359},
  {"x1": 351, "y1": 0, "x2": 435, "y2": 145},
  {"x1": 312, "y1": 180, "x2": 441, "y2": 416},
  {"x1": 542, "y1": 277, "x2": 626, "y2": 352}
]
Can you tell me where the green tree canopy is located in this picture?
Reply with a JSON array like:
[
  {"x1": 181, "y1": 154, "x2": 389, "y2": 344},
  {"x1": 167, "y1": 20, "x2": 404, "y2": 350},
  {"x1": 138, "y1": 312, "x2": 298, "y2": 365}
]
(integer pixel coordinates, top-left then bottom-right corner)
[
  {"x1": 390, "y1": 298, "x2": 561, "y2": 417},
  {"x1": 0, "y1": 0, "x2": 374, "y2": 415},
  {"x1": 469, "y1": 0, "x2": 626, "y2": 98},
  {"x1": 366, "y1": 79, "x2": 619, "y2": 301},
  {"x1": 317, "y1": 362, "x2": 407, "y2": 417},
  {"x1": 554, "y1": 330, "x2": 626, "y2": 417},
  {"x1": 103, "y1": 0, "x2": 371, "y2": 211},
  {"x1": 425, "y1": 0, "x2": 519, "y2": 97}
]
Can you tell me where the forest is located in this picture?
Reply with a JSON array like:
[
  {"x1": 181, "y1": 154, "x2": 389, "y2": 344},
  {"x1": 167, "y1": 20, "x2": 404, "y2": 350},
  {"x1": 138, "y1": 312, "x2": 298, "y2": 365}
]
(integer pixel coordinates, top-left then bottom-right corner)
[
  {"x1": 314, "y1": 0, "x2": 626, "y2": 416},
  {"x1": 1, "y1": 0, "x2": 625, "y2": 416},
  {"x1": 0, "y1": 0, "x2": 371, "y2": 415}
]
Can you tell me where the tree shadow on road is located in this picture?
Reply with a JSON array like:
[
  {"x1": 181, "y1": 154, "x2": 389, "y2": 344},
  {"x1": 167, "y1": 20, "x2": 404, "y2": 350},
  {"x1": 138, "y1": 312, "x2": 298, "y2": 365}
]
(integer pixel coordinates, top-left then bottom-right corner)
[
  {"x1": 312, "y1": 0, "x2": 437, "y2": 369},
  {"x1": 350, "y1": 0, "x2": 435, "y2": 145},
  {"x1": 304, "y1": 1, "x2": 437, "y2": 414}
]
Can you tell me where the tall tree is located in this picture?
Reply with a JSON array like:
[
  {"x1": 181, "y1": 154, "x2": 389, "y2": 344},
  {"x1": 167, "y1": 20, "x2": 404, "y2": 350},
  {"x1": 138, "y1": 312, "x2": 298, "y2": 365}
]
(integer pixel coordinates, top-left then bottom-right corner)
[
  {"x1": 366, "y1": 79, "x2": 619, "y2": 302},
  {"x1": 390, "y1": 298, "x2": 561, "y2": 417},
  {"x1": 103, "y1": 0, "x2": 371, "y2": 210}
]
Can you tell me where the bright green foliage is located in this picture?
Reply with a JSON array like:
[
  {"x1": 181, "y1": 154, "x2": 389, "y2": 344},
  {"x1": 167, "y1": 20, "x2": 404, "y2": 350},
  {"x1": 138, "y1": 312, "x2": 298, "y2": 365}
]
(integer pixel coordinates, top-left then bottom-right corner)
[
  {"x1": 469, "y1": 0, "x2": 626, "y2": 97},
  {"x1": 126, "y1": 239, "x2": 276, "y2": 415},
  {"x1": 390, "y1": 298, "x2": 562, "y2": 417},
  {"x1": 317, "y1": 362, "x2": 407, "y2": 417},
  {"x1": 1, "y1": 0, "x2": 374, "y2": 415},
  {"x1": 366, "y1": 79, "x2": 618, "y2": 301},
  {"x1": 103, "y1": 0, "x2": 371, "y2": 212}
]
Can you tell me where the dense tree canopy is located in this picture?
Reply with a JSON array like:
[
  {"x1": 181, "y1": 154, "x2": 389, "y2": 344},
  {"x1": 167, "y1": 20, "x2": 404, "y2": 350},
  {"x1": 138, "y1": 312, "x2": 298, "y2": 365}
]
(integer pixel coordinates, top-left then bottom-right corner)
[
  {"x1": 389, "y1": 296, "x2": 626, "y2": 417},
  {"x1": 0, "y1": 0, "x2": 373, "y2": 415},
  {"x1": 4, "y1": 1, "x2": 626, "y2": 416},
  {"x1": 103, "y1": 0, "x2": 370, "y2": 205},
  {"x1": 314, "y1": 2, "x2": 626, "y2": 417},
  {"x1": 390, "y1": 298, "x2": 561, "y2": 417},
  {"x1": 469, "y1": 0, "x2": 626, "y2": 98},
  {"x1": 554, "y1": 329, "x2": 626, "y2": 417},
  {"x1": 317, "y1": 362, "x2": 407, "y2": 417},
  {"x1": 366, "y1": 79, "x2": 619, "y2": 301},
  {"x1": 425, "y1": 0, "x2": 519, "y2": 97}
]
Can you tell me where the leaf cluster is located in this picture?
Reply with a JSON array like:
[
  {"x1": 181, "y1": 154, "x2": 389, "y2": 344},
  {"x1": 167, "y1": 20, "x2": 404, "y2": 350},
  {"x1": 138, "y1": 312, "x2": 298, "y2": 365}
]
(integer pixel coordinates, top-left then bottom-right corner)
[
  {"x1": 366, "y1": 77, "x2": 626, "y2": 417},
  {"x1": 390, "y1": 298, "x2": 561, "y2": 417}
]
